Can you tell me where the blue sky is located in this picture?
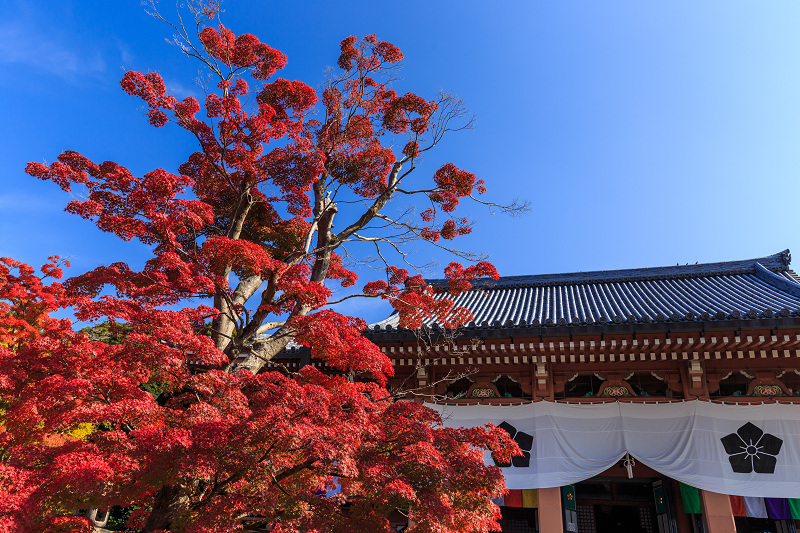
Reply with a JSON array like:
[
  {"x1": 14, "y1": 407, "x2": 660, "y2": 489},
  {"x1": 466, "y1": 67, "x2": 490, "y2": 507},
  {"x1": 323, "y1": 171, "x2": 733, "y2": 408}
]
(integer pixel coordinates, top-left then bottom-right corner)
[{"x1": 3, "y1": 0, "x2": 800, "y2": 324}]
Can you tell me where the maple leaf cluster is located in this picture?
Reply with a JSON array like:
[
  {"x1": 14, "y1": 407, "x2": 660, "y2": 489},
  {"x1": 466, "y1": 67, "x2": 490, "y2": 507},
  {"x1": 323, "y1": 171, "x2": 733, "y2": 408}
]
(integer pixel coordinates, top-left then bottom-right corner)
[
  {"x1": 3, "y1": 4, "x2": 516, "y2": 532},
  {"x1": 0, "y1": 258, "x2": 514, "y2": 532}
]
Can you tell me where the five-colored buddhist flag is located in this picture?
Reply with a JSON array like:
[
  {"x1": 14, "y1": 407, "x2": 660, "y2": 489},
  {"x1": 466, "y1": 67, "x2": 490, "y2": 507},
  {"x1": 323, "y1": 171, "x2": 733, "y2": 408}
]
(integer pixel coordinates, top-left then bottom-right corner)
[
  {"x1": 522, "y1": 489, "x2": 538, "y2": 508},
  {"x1": 765, "y1": 498, "x2": 792, "y2": 520},
  {"x1": 744, "y1": 497, "x2": 768, "y2": 519},
  {"x1": 505, "y1": 490, "x2": 523, "y2": 508},
  {"x1": 729, "y1": 495, "x2": 746, "y2": 517},
  {"x1": 679, "y1": 483, "x2": 701, "y2": 514},
  {"x1": 789, "y1": 499, "x2": 800, "y2": 520}
]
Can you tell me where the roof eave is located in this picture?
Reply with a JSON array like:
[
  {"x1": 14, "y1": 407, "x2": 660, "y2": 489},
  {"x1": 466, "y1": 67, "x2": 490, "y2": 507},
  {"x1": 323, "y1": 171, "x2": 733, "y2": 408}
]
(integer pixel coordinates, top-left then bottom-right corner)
[{"x1": 363, "y1": 316, "x2": 800, "y2": 343}]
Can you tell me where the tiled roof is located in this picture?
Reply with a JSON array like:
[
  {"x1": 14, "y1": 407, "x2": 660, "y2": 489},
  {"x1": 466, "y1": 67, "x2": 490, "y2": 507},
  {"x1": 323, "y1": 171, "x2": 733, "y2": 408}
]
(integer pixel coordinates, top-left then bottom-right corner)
[{"x1": 370, "y1": 250, "x2": 800, "y2": 331}]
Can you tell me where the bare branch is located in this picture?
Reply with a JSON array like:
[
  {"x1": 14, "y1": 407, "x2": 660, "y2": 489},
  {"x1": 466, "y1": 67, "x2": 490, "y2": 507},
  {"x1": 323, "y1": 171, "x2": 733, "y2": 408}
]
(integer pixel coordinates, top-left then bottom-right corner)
[
  {"x1": 468, "y1": 195, "x2": 531, "y2": 217},
  {"x1": 255, "y1": 321, "x2": 286, "y2": 335}
]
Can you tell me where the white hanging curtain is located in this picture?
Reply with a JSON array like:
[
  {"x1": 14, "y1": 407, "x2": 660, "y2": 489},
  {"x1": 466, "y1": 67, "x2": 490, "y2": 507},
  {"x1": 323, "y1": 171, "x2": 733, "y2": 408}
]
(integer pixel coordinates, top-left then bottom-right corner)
[{"x1": 425, "y1": 401, "x2": 800, "y2": 497}]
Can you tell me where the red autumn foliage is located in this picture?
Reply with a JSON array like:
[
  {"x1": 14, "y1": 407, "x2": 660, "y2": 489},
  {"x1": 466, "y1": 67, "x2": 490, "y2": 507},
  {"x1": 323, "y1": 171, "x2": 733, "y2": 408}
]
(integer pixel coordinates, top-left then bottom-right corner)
[{"x1": 2, "y1": 4, "x2": 519, "y2": 533}]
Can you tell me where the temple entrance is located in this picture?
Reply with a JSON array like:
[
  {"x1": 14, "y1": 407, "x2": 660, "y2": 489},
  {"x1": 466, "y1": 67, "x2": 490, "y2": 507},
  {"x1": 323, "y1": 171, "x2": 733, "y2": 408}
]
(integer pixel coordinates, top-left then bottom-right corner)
[
  {"x1": 495, "y1": 507, "x2": 538, "y2": 533},
  {"x1": 593, "y1": 505, "x2": 647, "y2": 532},
  {"x1": 575, "y1": 478, "x2": 660, "y2": 533}
]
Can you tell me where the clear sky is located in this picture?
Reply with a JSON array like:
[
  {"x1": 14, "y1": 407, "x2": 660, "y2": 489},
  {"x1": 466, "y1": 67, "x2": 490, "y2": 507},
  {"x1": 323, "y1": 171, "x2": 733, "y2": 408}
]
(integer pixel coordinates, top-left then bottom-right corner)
[{"x1": 3, "y1": 0, "x2": 800, "y2": 324}]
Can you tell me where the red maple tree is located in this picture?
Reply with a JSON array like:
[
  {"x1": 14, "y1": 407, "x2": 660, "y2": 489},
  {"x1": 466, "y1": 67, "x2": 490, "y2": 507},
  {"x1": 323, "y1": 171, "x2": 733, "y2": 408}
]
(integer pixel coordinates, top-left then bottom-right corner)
[{"x1": 1, "y1": 4, "x2": 521, "y2": 532}]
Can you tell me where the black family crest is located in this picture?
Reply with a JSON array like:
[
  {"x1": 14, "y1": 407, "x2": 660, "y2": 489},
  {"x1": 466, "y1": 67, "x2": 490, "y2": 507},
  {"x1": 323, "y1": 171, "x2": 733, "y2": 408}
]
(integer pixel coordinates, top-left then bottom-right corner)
[
  {"x1": 493, "y1": 421, "x2": 534, "y2": 468},
  {"x1": 720, "y1": 422, "x2": 783, "y2": 474}
]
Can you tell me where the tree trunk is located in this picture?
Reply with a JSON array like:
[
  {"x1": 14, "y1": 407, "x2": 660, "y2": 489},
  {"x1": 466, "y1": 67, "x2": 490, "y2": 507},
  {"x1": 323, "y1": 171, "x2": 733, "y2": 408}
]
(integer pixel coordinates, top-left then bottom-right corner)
[
  {"x1": 213, "y1": 274, "x2": 263, "y2": 352},
  {"x1": 143, "y1": 484, "x2": 189, "y2": 532},
  {"x1": 237, "y1": 325, "x2": 295, "y2": 374}
]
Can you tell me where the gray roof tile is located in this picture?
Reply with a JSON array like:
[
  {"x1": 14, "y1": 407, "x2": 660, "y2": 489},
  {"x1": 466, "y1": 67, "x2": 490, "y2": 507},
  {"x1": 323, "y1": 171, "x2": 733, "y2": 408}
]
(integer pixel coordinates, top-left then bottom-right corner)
[{"x1": 370, "y1": 250, "x2": 800, "y2": 330}]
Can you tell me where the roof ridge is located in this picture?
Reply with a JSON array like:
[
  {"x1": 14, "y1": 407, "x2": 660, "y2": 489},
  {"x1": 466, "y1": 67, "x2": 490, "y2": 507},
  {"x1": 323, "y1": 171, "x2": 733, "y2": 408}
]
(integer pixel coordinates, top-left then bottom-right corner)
[
  {"x1": 425, "y1": 250, "x2": 791, "y2": 289},
  {"x1": 753, "y1": 262, "x2": 800, "y2": 298}
]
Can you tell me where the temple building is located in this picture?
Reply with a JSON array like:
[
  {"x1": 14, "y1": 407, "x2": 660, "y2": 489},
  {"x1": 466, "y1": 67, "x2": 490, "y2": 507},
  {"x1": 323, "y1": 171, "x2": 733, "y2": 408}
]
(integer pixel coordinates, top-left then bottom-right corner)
[
  {"x1": 270, "y1": 251, "x2": 800, "y2": 532},
  {"x1": 359, "y1": 250, "x2": 800, "y2": 533}
]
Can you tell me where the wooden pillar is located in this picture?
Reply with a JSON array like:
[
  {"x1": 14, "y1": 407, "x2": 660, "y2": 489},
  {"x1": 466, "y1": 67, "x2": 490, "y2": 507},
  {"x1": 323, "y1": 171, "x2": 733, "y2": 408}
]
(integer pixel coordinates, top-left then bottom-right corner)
[
  {"x1": 700, "y1": 490, "x2": 736, "y2": 533},
  {"x1": 538, "y1": 487, "x2": 564, "y2": 533},
  {"x1": 669, "y1": 478, "x2": 694, "y2": 533}
]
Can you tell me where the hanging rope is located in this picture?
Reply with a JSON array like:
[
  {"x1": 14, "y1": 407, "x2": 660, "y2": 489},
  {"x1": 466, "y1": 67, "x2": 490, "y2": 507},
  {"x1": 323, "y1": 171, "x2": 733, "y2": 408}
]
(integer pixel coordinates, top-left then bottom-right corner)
[{"x1": 623, "y1": 453, "x2": 635, "y2": 479}]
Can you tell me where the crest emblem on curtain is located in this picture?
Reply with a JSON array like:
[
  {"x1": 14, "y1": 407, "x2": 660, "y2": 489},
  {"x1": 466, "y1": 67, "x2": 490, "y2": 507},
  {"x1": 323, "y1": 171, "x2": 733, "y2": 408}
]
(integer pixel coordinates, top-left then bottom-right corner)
[
  {"x1": 494, "y1": 421, "x2": 534, "y2": 468},
  {"x1": 720, "y1": 422, "x2": 783, "y2": 474}
]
